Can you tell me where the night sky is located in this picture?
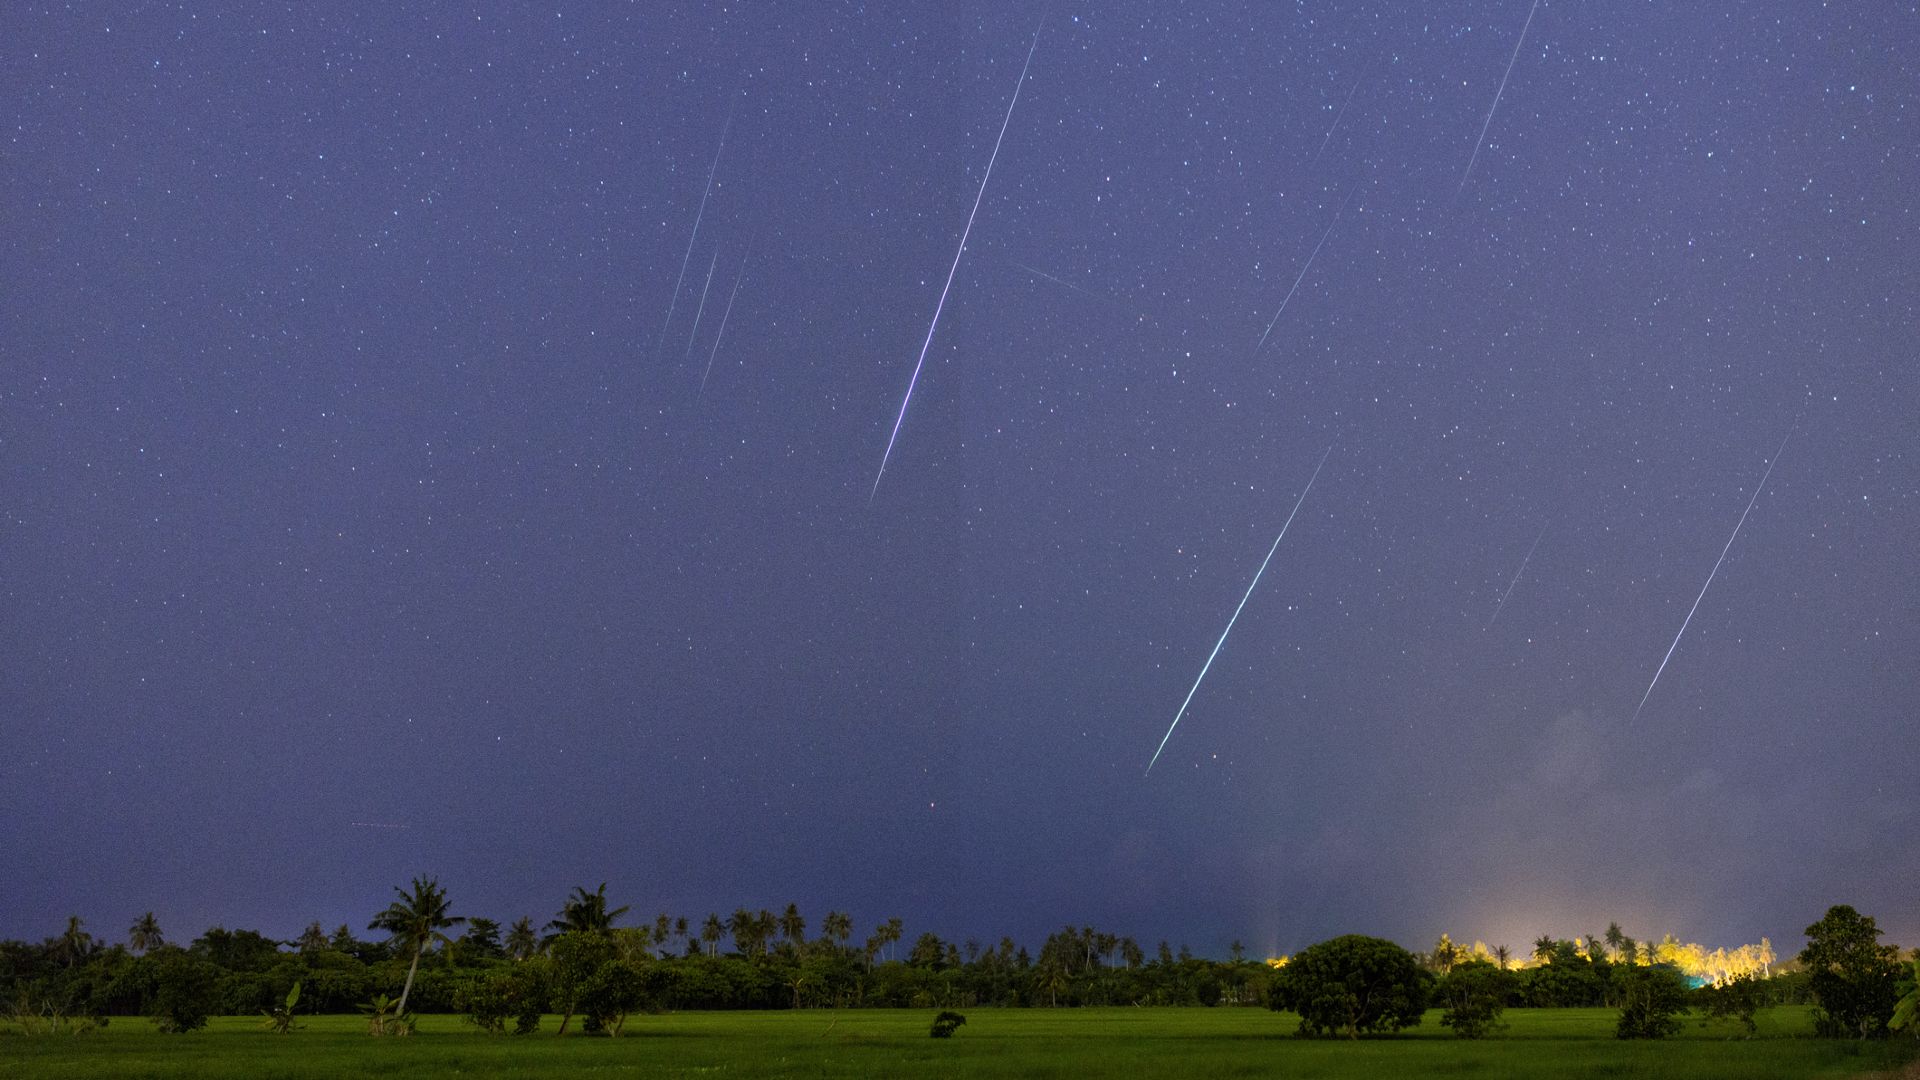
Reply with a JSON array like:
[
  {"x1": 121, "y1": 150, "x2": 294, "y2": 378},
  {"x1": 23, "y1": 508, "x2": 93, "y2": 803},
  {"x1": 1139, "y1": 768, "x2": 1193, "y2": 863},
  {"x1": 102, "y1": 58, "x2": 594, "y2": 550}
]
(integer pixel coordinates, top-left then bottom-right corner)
[{"x1": 4, "y1": 3, "x2": 1915, "y2": 961}]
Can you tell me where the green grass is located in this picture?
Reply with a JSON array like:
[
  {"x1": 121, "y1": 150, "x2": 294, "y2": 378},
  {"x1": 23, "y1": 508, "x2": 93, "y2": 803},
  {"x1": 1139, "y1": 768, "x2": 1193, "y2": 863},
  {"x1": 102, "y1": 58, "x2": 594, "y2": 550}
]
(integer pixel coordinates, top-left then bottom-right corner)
[{"x1": 2, "y1": 1007, "x2": 1914, "y2": 1079}]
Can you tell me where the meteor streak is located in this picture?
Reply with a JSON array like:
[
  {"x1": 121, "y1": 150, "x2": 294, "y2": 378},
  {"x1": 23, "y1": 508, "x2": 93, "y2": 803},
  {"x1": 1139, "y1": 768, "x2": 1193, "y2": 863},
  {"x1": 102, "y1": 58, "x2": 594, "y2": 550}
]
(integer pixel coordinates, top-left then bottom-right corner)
[
  {"x1": 700, "y1": 241, "x2": 752, "y2": 394},
  {"x1": 871, "y1": 15, "x2": 1045, "y2": 502},
  {"x1": 1488, "y1": 523, "x2": 1546, "y2": 627},
  {"x1": 1629, "y1": 430, "x2": 1791, "y2": 725},
  {"x1": 1458, "y1": 0, "x2": 1539, "y2": 196},
  {"x1": 1146, "y1": 445, "x2": 1333, "y2": 776},
  {"x1": 1010, "y1": 259, "x2": 1116, "y2": 305},
  {"x1": 657, "y1": 98, "x2": 736, "y2": 356},
  {"x1": 684, "y1": 248, "x2": 720, "y2": 359},
  {"x1": 1312, "y1": 74, "x2": 1362, "y2": 166},
  {"x1": 1254, "y1": 192, "x2": 1352, "y2": 356}
]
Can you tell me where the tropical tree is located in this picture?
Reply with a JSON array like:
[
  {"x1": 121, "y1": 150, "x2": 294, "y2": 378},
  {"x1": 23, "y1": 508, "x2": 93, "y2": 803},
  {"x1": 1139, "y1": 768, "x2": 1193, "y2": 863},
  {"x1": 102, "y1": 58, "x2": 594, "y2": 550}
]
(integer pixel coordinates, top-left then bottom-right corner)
[
  {"x1": 728, "y1": 908, "x2": 760, "y2": 957},
  {"x1": 505, "y1": 916, "x2": 538, "y2": 961},
  {"x1": 701, "y1": 913, "x2": 724, "y2": 957},
  {"x1": 295, "y1": 921, "x2": 329, "y2": 953},
  {"x1": 367, "y1": 875, "x2": 465, "y2": 1014},
  {"x1": 129, "y1": 912, "x2": 165, "y2": 955},
  {"x1": 1890, "y1": 954, "x2": 1919, "y2": 1035},
  {"x1": 1799, "y1": 905, "x2": 1903, "y2": 1038},
  {"x1": 1270, "y1": 935, "x2": 1432, "y2": 1038},
  {"x1": 546, "y1": 883, "x2": 630, "y2": 940},
  {"x1": 780, "y1": 904, "x2": 806, "y2": 953},
  {"x1": 822, "y1": 910, "x2": 853, "y2": 950},
  {"x1": 52, "y1": 916, "x2": 94, "y2": 967}
]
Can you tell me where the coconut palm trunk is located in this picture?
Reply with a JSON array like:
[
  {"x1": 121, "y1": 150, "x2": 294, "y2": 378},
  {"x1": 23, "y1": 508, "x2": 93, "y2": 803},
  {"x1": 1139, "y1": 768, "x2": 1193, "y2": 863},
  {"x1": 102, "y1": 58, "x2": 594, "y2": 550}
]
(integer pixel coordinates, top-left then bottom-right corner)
[{"x1": 397, "y1": 942, "x2": 423, "y2": 1014}]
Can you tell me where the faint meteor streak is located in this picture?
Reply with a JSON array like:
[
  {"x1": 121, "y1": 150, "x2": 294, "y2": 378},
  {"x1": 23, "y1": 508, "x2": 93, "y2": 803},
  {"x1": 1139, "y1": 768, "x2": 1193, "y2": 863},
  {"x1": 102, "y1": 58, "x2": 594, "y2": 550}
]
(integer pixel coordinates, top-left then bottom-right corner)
[
  {"x1": 1487, "y1": 523, "x2": 1546, "y2": 627},
  {"x1": 1010, "y1": 259, "x2": 1116, "y2": 305},
  {"x1": 700, "y1": 241, "x2": 752, "y2": 394},
  {"x1": 871, "y1": 15, "x2": 1045, "y2": 502},
  {"x1": 684, "y1": 248, "x2": 720, "y2": 359},
  {"x1": 1629, "y1": 430, "x2": 1792, "y2": 725},
  {"x1": 1312, "y1": 74, "x2": 1362, "y2": 166},
  {"x1": 657, "y1": 98, "x2": 736, "y2": 356},
  {"x1": 1458, "y1": 0, "x2": 1539, "y2": 196},
  {"x1": 1253, "y1": 191, "x2": 1352, "y2": 356},
  {"x1": 1146, "y1": 445, "x2": 1333, "y2": 776}
]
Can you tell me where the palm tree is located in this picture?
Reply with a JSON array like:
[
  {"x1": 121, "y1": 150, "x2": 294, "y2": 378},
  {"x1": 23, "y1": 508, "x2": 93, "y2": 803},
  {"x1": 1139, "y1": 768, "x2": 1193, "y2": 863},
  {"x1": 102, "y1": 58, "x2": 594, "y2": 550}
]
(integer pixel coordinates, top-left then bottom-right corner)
[
  {"x1": 367, "y1": 875, "x2": 465, "y2": 1014},
  {"x1": 128, "y1": 912, "x2": 164, "y2": 955},
  {"x1": 780, "y1": 904, "x2": 806, "y2": 953},
  {"x1": 822, "y1": 911, "x2": 852, "y2": 950},
  {"x1": 727, "y1": 908, "x2": 758, "y2": 956},
  {"x1": 544, "y1": 883, "x2": 629, "y2": 940},
  {"x1": 295, "y1": 921, "x2": 329, "y2": 953},
  {"x1": 52, "y1": 916, "x2": 93, "y2": 967},
  {"x1": 1494, "y1": 944, "x2": 1512, "y2": 970},
  {"x1": 505, "y1": 916, "x2": 538, "y2": 961},
  {"x1": 881, "y1": 917, "x2": 904, "y2": 963},
  {"x1": 701, "y1": 913, "x2": 723, "y2": 957}
]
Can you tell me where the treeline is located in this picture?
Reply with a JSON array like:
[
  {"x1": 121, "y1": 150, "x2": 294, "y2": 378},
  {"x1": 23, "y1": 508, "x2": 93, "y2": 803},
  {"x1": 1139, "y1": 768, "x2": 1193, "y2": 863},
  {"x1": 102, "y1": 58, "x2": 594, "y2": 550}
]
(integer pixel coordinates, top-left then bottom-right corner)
[
  {"x1": 2, "y1": 881, "x2": 1271, "y2": 1029},
  {"x1": 1272, "y1": 906, "x2": 1914, "y2": 1042},
  {"x1": 3, "y1": 881, "x2": 1911, "y2": 1041}
]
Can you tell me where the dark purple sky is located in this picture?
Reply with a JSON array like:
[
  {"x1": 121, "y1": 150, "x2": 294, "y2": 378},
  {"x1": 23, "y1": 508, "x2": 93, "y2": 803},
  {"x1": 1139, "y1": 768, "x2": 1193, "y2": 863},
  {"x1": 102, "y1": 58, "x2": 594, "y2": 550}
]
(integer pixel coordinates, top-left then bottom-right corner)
[{"x1": 3, "y1": 3, "x2": 1914, "y2": 959}]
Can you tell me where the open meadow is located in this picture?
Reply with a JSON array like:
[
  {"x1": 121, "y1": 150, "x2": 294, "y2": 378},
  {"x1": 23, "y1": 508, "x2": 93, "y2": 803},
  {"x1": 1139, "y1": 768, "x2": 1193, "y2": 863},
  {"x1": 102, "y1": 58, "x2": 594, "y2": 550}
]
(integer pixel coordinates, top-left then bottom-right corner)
[{"x1": 4, "y1": 1007, "x2": 1916, "y2": 1080}]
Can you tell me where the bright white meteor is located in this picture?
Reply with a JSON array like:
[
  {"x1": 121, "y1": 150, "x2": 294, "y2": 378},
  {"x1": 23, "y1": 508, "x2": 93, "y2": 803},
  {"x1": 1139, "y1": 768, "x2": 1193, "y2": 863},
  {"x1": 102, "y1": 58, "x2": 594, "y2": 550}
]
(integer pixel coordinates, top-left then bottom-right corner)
[
  {"x1": 1145, "y1": 445, "x2": 1333, "y2": 776},
  {"x1": 870, "y1": 15, "x2": 1045, "y2": 503},
  {"x1": 1458, "y1": 0, "x2": 1539, "y2": 196},
  {"x1": 1629, "y1": 430, "x2": 1791, "y2": 725},
  {"x1": 1253, "y1": 191, "x2": 1352, "y2": 356}
]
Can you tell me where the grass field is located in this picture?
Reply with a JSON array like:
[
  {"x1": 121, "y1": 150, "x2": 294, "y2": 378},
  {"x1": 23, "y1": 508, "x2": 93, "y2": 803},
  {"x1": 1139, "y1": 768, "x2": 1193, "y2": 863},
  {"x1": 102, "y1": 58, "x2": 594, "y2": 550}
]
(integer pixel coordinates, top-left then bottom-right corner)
[{"x1": 3, "y1": 1006, "x2": 1916, "y2": 1079}]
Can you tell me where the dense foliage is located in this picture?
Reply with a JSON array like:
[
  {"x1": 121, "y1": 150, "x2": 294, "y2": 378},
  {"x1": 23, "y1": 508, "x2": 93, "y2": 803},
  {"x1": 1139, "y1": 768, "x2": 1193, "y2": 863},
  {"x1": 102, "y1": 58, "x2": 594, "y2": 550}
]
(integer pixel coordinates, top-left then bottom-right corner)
[
  {"x1": 1613, "y1": 963, "x2": 1691, "y2": 1039},
  {"x1": 1268, "y1": 935, "x2": 1430, "y2": 1038},
  {"x1": 1435, "y1": 960, "x2": 1513, "y2": 1038},
  {"x1": 1, "y1": 895, "x2": 1901, "y2": 1046},
  {"x1": 1799, "y1": 905, "x2": 1904, "y2": 1039}
]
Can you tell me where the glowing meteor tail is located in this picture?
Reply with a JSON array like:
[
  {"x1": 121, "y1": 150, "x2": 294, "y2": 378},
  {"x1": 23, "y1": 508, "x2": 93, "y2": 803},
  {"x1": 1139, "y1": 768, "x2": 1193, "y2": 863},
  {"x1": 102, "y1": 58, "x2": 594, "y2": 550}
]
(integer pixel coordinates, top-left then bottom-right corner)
[
  {"x1": 871, "y1": 15, "x2": 1045, "y2": 503},
  {"x1": 1629, "y1": 429, "x2": 1791, "y2": 724},
  {"x1": 1146, "y1": 446, "x2": 1333, "y2": 775}
]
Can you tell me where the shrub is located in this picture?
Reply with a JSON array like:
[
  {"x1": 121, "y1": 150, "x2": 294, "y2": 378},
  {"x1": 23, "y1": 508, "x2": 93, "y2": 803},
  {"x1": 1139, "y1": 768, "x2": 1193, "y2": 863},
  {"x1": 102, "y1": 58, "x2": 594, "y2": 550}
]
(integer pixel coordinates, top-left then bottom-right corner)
[
  {"x1": 579, "y1": 960, "x2": 646, "y2": 1036},
  {"x1": 1269, "y1": 935, "x2": 1430, "y2": 1038},
  {"x1": 930, "y1": 1010, "x2": 967, "y2": 1037},
  {"x1": 146, "y1": 950, "x2": 219, "y2": 1034},
  {"x1": 1437, "y1": 960, "x2": 1513, "y2": 1038},
  {"x1": 1696, "y1": 974, "x2": 1767, "y2": 1037},
  {"x1": 1615, "y1": 964, "x2": 1690, "y2": 1039}
]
